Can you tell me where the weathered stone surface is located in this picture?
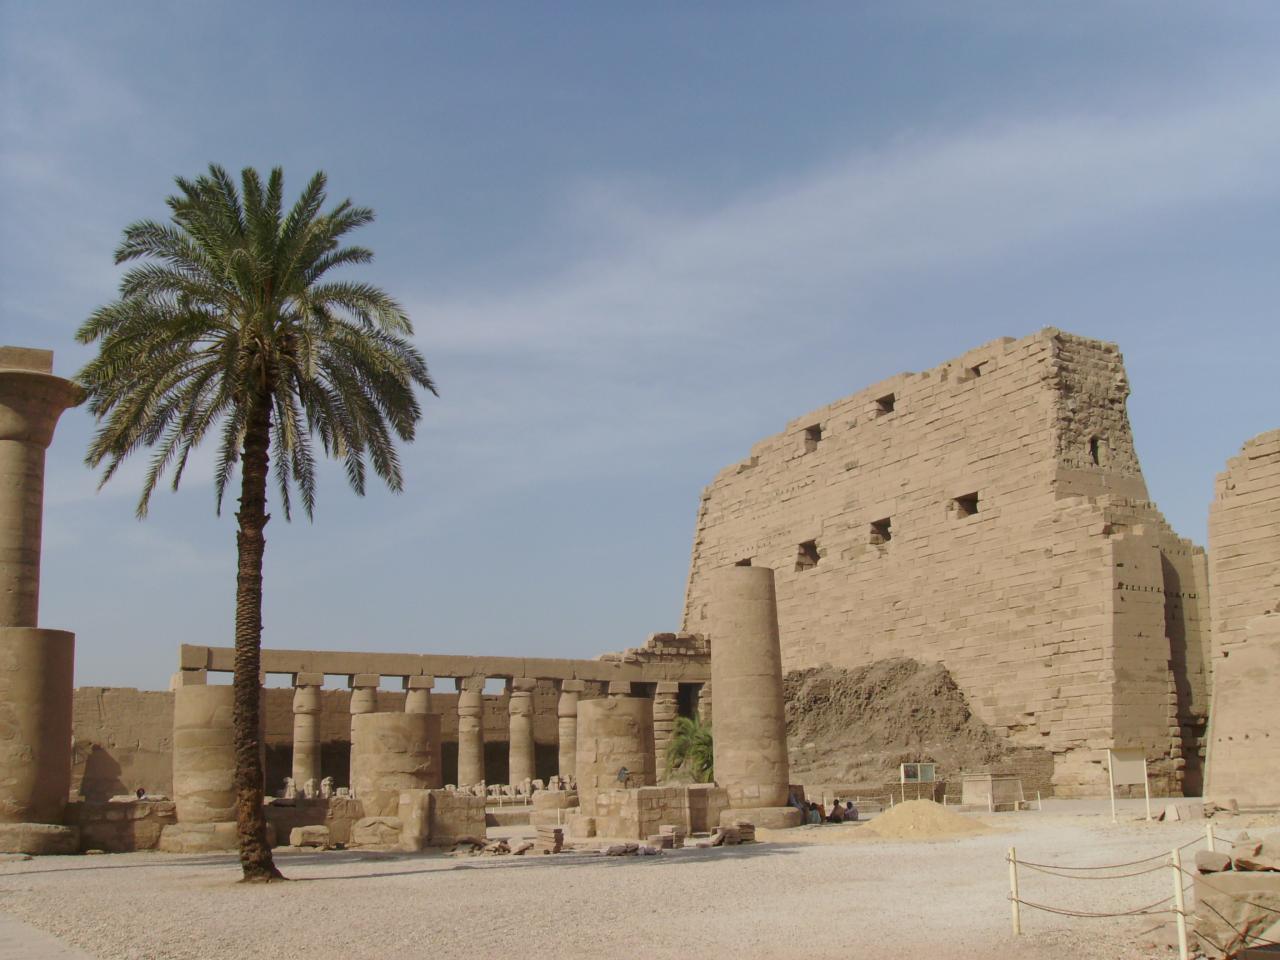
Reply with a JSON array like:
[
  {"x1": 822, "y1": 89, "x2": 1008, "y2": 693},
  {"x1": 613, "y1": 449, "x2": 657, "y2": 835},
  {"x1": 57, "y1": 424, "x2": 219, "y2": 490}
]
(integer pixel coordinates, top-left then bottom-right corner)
[
  {"x1": 157, "y1": 821, "x2": 238, "y2": 854},
  {"x1": 426, "y1": 789, "x2": 485, "y2": 846},
  {"x1": 1194, "y1": 873, "x2": 1280, "y2": 958},
  {"x1": 0, "y1": 628, "x2": 75, "y2": 824},
  {"x1": 64, "y1": 799, "x2": 176, "y2": 853},
  {"x1": 288, "y1": 825, "x2": 330, "y2": 849},
  {"x1": 350, "y1": 712, "x2": 440, "y2": 817},
  {"x1": 576, "y1": 696, "x2": 655, "y2": 815},
  {"x1": 1206, "y1": 429, "x2": 1280, "y2": 808},
  {"x1": 682, "y1": 330, "x2": 1211, "y2": 796},
  {"x1": 171, "y1": 685, "x2": 236, "y2": 824},
  {"x1": 1195, "y1": 850, "x2": 1233, "y2": 874},
  {"x1": 350, "y1": 816, "x2": 402, "y2": 848},
  {"x1": 0, "y1": 822, "x2": 78, "y2": 855}
]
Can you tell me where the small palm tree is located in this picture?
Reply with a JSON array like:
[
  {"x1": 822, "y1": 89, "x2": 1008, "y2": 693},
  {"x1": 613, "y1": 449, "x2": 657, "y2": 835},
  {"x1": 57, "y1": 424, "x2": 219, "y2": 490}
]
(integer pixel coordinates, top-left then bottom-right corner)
[
  {"x1": 665, "y1": 714, "x2": 714, "y2": 783},
  {"x1": 76, "y1": 165, "x2": 435, "y2": 881}
]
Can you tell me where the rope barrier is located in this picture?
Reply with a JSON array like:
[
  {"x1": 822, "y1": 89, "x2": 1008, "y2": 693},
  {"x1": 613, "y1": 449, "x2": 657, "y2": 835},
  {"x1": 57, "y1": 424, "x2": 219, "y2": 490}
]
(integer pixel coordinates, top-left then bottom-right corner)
[
  {"x1": 1013, "y1": 833, "x2": 1204, "y2": 872},
  {"x1": 1018, "y1": 860, "x2": 1169, "y2": 881},
  {"x1": 1009, "y1": 893, "x2": 1175, "y2": 919}
]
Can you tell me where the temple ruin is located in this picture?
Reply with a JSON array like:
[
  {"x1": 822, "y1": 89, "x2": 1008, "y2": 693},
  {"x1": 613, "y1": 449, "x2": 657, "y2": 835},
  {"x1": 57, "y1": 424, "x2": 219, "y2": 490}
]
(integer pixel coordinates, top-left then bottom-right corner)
[
  {"x1": 0, "y1": 333, "x2": 1276, "y2": 856},
  {"x1": 682, "y1": 329, "x2": 1212, "y2": 796}
]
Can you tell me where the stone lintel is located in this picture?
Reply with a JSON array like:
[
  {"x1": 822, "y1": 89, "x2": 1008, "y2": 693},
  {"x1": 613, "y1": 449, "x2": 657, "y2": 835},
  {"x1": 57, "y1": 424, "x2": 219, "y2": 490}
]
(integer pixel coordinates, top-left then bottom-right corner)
[{"x1": 170, "y1": 669, "x2": 207, "y2": 689}]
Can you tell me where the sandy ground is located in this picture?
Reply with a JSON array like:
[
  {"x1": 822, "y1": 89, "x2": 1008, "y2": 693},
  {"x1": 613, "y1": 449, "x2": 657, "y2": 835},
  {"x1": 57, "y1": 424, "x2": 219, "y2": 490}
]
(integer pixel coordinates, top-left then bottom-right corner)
[{"x1": 0, "y1": 801, "x2": 1275, "y2": 960}]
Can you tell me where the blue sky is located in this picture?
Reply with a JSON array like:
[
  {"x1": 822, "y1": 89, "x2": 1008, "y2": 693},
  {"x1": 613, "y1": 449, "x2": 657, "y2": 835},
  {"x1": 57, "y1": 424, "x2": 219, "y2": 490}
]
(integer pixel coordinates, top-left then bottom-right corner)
[{"x1": 2, "y1": 2, "x2": 1277, "y2": 689}]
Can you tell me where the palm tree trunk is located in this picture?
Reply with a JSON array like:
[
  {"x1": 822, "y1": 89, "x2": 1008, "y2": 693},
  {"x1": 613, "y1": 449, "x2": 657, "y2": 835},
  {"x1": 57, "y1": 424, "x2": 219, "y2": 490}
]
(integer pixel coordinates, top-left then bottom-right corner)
[{"x1": 233, "y1": 397, "x2": 283, "y2": 882}]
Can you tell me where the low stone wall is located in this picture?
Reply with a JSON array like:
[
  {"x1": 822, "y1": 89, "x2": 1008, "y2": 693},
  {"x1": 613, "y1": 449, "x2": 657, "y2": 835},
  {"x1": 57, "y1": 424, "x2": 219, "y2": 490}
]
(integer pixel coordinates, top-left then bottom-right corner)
[
  {"x1": 594, "y1": 784, "x2": 729, "y2": 839},
  {"x1": 63, "y1": 799, "x2": 177, "y2": 853}
]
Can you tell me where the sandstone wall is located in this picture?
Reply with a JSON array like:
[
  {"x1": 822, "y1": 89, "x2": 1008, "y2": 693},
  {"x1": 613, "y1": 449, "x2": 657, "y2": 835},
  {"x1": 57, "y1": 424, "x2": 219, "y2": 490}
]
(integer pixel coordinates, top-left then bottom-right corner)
[
  {"x1": 1204, "y1": 429, "x2": 1280, "y2": 806},
  {"x1": 683, "y1": 329, "x2": 1209, "y2": 796}
]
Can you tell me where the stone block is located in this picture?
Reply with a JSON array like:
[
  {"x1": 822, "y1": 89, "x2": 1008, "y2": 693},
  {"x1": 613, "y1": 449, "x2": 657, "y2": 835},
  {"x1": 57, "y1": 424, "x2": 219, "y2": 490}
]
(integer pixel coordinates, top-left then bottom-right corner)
[
  {"x1": 1195, "y1": 850, "x2": 1232, "y2": 874},
  {"x1": 350, "y1": 816, "x2": 402, "y2": 848},
  {"x1": 0, "y1": 823, "x2": 79, "y2": 856},
  {"x1": 157, "y1": 821, "x2": 238, "y2": 854},
  {"x1": 1193, "y1": 873, "x2": 1280, "y2": 958},
  {"x1": 289, "y1": 825, "x2": 331, "y2": 848}
]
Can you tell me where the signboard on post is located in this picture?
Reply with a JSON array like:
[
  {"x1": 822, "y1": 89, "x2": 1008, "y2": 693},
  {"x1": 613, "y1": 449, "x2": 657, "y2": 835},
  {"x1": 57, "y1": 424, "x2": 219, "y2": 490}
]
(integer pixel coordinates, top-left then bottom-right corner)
[{"x1": 1107, "y1": 748, "x2": 1151, "y2": 823}]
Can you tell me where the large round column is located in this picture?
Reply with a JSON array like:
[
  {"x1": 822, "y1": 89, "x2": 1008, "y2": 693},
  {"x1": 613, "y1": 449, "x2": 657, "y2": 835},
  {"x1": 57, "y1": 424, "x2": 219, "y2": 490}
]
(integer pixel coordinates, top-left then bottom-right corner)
[
  {"x1": 456, "y1": 677, "x2": 486, "y2": 787},
  {"x1": 0, "y1": 349, "x2": 83, "y2": 855},
  {"x1": 350, "y1": 711, "x2": 440, "y2": 817},
  {"x1": 707, "y1": 565, "x2": 800, "y2": 828},
  {"x1": 291, "y1": 672, "x2": 323, "y2": 790},
  {"x1": 172, "y1": 683, "x2": 237, "y2": 824},
  {"x1": 557, "y1": 680, "x2": 584, "y2": 781},
  {"x1": 508, "y1": 677, "x2": 537, "y2": 785},
  {"x1": 575, "y1": 686, "x2": 655, "y2": 815},
  {"x1": 403, "y1": 675, "x2": 443, "y2": 785}
]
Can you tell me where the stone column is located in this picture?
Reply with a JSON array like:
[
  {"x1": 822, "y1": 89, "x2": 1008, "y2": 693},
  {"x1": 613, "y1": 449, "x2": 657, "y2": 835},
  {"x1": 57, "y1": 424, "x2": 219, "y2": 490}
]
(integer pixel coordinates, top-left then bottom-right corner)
[
  {"x1": 698, "y1": 682, "x2": 712, "y2": 726},
  {"x1": 350, "y1": 712, "x2": 440, "y2": 817},
  {"x1": 456, "y1": 677, "x2": 486, "y2": 787},
  {"x1": 706, "y1": 565, "x2": 800, "y2": 829},
  {"x1": 653, "y1": 682, "x2": 680, "y2": 780},
  {"x1": 575, "y1": 684, "x2": 655, "y2": 815},
  {"x1": 404, "y1": 675, "x2": 433, "y2": 715},
  {"x1": 291, "y1": 672, "x2": 323, "y2": 791},
  {"x1": 508, "y1": 677, "x2": 537, "y2": 786},
  {"x1": 171, "y1": 681, "x2": 237, "y2": 824},
  {"x1": 0, "y1": 349, "x2": 82, "y2": 855},
  {"x1": 347, "y1": 673, "x2": 379, "y2": 789},
  {"x1": 557, "y1": 680, "x2": 584, "y2": 781},
  {"x1": 403, "y1": 676, "x2": 442, "y2": 784}
]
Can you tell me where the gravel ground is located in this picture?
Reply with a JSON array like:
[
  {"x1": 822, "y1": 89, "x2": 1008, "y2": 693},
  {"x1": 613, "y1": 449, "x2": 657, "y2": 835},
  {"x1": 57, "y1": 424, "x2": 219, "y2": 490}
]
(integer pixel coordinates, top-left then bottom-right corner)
[{"x1": 0, "y1": 804, "x2": 1274, "y2": 960}]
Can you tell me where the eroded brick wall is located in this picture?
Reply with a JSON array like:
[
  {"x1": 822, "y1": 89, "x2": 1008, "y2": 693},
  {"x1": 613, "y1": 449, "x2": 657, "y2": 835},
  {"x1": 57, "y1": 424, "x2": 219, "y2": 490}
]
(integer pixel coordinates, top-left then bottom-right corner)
[{"x1": 683, "y1": 329, "x2": 1208, "y2": 796}]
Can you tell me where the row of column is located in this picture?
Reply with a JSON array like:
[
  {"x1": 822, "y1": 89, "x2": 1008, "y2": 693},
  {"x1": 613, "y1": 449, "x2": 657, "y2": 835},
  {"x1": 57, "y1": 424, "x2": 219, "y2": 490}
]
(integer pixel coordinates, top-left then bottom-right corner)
[{"x1": 289, "y1": 674, "x2": 708, "y2": 789}]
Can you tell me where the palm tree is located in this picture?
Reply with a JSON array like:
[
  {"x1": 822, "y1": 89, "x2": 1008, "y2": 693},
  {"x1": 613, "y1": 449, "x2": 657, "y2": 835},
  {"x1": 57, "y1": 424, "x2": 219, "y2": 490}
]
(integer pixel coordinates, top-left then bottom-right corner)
[
  {"x1": 665, "y1": 714, "x2": 714, "y2": 783},
  {"x1": 76, "y1": 165, "x2": 435, "y2": 881}
]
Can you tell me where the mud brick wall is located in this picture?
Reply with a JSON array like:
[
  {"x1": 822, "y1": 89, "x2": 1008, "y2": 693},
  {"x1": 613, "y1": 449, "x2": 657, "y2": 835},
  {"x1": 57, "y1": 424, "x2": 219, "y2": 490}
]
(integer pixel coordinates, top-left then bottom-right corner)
[{"x1": 683, "y1": 329, "x2": 1210, "y2": 796}]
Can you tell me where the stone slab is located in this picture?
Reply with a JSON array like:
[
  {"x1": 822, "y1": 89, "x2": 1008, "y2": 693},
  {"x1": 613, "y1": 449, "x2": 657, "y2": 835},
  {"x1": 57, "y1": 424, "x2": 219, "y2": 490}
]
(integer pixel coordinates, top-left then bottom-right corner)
[{"x1": 0, "y1": 823, "x2": 78, "y2": 856}]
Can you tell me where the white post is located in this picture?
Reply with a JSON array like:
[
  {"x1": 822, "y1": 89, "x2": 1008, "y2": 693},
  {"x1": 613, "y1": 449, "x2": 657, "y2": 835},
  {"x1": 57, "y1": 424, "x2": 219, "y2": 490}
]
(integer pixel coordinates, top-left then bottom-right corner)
[
  {"x1": 1171, "y1": 848, "x2": 1189, "y2": 960},
  {"x1": 1205, "y1": 823, "x2": 1214, "y2": 852},
  {"x1": 1037, "y1": 790, "x2": 1043, "y2": 811},
  {"x1": 1108, "y1": 751, "x2": 1118, "y2": 824},
  {"x1": 1008, "y1": 846, "x2": 1022, "y2": 936}
]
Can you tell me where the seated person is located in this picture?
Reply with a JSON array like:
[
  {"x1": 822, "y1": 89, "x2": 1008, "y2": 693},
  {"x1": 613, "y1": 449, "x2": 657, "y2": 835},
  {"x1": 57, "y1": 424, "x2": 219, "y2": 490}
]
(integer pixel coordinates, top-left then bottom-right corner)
[
  {"x1": 827, "y1": 800, "x2": 845, "y2": 823},
  {"x1": 844, "y1": 801, "x2": 858, "y2": 822},
  {"x1": 806, "y1": 802, "x2": 823, "y2": 825}
]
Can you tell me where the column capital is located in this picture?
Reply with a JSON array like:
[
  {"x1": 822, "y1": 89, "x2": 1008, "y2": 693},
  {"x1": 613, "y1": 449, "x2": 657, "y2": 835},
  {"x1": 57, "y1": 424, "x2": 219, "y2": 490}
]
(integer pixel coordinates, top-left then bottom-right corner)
[
  {"x1": 294, "y1": 672, "x2": 324, "y2": 687},
  {"x1": 170, "y1": 669, "x2": 207, "y2": 689},
  {"x1": 348, "y1": 673, "x2": 379, "y2": 689},
  {"x1": 560, "y1": 679, "x2": 586, "y2": 693},
  {"x1": 655, "y1": 681, "x2": 680, "y2": 695},
  {"x1": 509, "y1": 677, "x2": 537, "y2": 693},
  {"x1": 403, "y1": 675, "x2": 435, "y2": 690},
  {"x1": 458, "y1": 675, "x2": 486, "y2": 693},
  {"x1": 607, "y1": 680, "x2": 633, "y2": 696}
]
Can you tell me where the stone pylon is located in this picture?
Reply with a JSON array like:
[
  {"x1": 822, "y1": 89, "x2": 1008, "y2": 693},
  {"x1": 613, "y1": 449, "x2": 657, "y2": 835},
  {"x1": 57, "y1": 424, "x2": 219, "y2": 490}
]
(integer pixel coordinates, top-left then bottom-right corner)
[{"x1": 0, "y1": 348, "x2": 83, "y2": 855}]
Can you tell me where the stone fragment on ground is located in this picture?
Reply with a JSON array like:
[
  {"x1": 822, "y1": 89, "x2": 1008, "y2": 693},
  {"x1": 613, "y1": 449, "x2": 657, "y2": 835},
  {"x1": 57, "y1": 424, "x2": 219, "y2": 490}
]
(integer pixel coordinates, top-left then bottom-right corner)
[
  {"x1": 1195, "y1": 850, "x2": 1232, "y2": 874},
  {"x1": 289, "y1": 825, "x2": 331, "y2": 849}
]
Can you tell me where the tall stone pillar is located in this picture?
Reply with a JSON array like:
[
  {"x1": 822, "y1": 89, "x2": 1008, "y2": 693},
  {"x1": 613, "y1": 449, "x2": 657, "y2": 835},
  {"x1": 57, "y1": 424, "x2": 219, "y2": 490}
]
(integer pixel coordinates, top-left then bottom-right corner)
[
  {"x1": 0, "y1": 348, "x2": 83, "y2": 855},
  {"x1": 347, "y1": 673, "x2": 379, "y2": 788},
  {"x1": 456, "y1": 677, "x2": 486, "y2": 787},
  {"x1": 557, "y1": 680, "x2": 584, "y2": 781},
  {"x1": 653, "y1": 682, "x2": 680, "y2": 780},
  {"x1": 403, "y1": 676, "x2": 442, "y2": 785},
  {"x1": 698, "y1": 682, "x2": 712, "y2": 726},
  {"x1": 706, "y1": 565, "x2": 800, "y2": 829},
  {"x1": 291, "y1": 672, "x2": 323, "y2": 791},
  {"x1": 508, "y1": 677, "x2": 537, "y2": 785}
]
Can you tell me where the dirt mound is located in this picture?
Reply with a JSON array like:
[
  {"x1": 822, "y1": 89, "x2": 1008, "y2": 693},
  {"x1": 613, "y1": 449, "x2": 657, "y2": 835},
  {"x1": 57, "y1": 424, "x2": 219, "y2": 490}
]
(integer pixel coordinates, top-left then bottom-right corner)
[
  {"x1": 785, "y1": 658, "x2": 1008, "y2": 788},
  {"x1": 862, "y1": 799, "x2": 988, "y2": 839}
]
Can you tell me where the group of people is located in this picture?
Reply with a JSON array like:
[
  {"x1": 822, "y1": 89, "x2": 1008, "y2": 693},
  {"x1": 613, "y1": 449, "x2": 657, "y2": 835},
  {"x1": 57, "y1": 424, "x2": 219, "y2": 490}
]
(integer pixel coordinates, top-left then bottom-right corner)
[{"x1": 789, "y1": 791, "x2": 858, "y2": 825}]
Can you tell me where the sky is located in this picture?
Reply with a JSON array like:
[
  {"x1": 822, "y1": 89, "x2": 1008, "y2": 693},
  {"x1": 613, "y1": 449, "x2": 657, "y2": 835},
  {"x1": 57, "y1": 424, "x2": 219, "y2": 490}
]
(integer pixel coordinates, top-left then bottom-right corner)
[{"x1": 2, "y1": 2, "x2": 1277, "y2": 690}]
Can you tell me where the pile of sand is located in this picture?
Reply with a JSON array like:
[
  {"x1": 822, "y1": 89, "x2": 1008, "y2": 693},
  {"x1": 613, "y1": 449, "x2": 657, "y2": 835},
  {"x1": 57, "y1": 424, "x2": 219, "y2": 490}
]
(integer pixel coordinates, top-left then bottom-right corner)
[
  {"x1": 861, "y1": 799, "x2": 989, "y2": 840},
  {"x1": 785, "y1": 658, "x2": 1011, "y2": 787}
]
